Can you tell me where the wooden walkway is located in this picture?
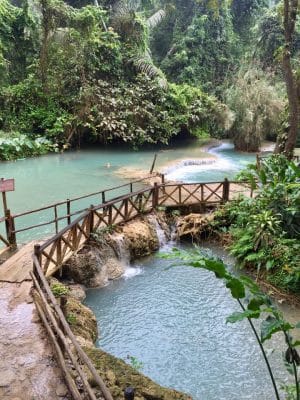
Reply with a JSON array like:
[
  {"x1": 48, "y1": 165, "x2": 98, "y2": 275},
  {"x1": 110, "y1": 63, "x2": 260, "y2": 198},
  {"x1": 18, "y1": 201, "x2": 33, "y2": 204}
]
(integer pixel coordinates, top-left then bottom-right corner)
[{"x1": 0, "y1": 241, "x2": 37, "y2": 283}]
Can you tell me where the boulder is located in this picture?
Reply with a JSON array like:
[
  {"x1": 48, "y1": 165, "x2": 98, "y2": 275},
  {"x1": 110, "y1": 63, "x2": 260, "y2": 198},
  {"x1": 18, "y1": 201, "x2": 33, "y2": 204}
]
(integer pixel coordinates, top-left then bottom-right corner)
[
  {"x1": 62, "y1": 243, "x2": 125, "y2": 288},
  {"x1": 122, "y1": 218, "x2": 159, "y2": 259},
  {"x1": 176, "y1": 213, "x2": 214, "y2": 239}
]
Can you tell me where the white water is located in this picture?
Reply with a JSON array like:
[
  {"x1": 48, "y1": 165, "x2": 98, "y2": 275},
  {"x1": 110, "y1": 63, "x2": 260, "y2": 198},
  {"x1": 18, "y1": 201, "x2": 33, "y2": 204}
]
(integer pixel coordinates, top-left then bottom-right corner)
[{"x1": 165, "y1": 142, "x2": 255, "y2": 182}]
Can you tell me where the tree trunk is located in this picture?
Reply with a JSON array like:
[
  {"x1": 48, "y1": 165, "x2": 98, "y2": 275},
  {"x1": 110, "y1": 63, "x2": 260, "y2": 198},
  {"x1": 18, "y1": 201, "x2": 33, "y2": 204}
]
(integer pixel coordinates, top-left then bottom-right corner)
[{"x1": 276, "y1": 0, "x2": 299, "y2": 159}]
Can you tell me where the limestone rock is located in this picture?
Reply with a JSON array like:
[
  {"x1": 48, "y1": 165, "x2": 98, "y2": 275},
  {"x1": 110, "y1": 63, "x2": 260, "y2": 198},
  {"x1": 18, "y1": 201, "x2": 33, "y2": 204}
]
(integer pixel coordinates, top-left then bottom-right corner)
[
  {"x1": 65, "y1": 297, "x2": 98, "y2": 345},
  {"x1": 63, "y1": 236, "x2": 126, "y2": 288},
  {"x1": 55, "y1": 383, "x2": 68, "y2": 397},
  {"x1": 84, "y1": 347, "x2": 192, "y2": 400},
  {"x1": 0, "y1": 370, "x2": 15, "y2": 387},
  {"x1": 122, "y1": 218, "x2": 159, "y2": 259},
  {"x1": 68, "y1": 284, "x2": 86, "y2": 302},
  {"x1": 176, "y1": 213, "x2": 214, "y2": 239}
]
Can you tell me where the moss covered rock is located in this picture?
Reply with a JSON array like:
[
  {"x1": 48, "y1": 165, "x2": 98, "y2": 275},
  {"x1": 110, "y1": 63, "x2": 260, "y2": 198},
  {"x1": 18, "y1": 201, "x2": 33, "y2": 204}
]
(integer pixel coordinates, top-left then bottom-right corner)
[
  {"x1": 65, "y1": 296, "x2": 98, "y2": 346},
  {"x1": 84, "y1": 347, "x2": 192, "y2": 400}
]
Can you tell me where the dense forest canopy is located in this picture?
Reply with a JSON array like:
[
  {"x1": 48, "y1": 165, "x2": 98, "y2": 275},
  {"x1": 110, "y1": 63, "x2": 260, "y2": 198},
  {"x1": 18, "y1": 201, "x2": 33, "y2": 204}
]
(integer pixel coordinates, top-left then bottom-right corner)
[{"x1": 0, "y1": 0, "x2": 299, "y2": 159}]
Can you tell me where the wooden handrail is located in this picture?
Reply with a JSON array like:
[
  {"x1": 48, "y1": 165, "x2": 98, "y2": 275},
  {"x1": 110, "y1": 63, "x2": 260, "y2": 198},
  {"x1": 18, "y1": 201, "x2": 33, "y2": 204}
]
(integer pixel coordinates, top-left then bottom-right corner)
[
  {"x1": 32, "y1": 256, "x2": 113, "y2": 400},
  {"x1": 0, "y1": 179, "x2": 253, "y2": 249}
]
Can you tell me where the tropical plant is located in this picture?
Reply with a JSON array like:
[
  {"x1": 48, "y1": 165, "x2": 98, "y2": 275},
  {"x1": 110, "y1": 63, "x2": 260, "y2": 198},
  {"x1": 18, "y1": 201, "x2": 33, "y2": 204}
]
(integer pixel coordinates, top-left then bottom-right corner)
[
  {"x1": 226, "y1": 66, "x2": 285, "y2": 151},
  {"x1": 213, "y1": 155, "x2": 300, "y2": 291},
  {"x1": 0, "y1": 132, "x2": 57, "y2": 161}
]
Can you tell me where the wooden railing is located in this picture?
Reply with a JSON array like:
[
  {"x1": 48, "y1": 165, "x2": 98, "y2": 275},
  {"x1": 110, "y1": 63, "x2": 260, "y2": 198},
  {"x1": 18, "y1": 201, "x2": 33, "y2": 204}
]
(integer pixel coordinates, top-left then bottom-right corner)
[
  {"x1": 0, "y1": 175, "x2": 160, "y2": 249},
  {"x1": 33, "y1": 179, "x2": 252, "y2": 277},
  {"x1": 32, "y1": 255, "x2": 113, "y2": 400},
  {"x1": 30, "y1": 178, "x2": 251, "y2": 399}
]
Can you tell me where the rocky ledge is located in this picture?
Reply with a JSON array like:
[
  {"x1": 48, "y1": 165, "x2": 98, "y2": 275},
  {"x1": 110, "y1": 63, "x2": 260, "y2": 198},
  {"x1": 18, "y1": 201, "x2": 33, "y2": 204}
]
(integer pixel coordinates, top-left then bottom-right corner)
[{"x1": 61, "y1": 211, "x2": 170, "y2": 287}]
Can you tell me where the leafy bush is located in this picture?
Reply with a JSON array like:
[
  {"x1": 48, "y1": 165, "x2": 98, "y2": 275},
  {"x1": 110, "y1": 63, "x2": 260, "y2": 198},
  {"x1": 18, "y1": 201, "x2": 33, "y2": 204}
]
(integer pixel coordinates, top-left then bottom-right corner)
[
  {"x1": 212, "y1": 155, "x2": 300, "y2": 291},
  {"x1": 0, "y1": 132, "x2": 57, "y2": 161},
  {"x1": 50, "y1": 282, "x2": 70, "y2": 297},
  {"x1": 226, "y1": 66, "x2": 285, "y2": 151}
]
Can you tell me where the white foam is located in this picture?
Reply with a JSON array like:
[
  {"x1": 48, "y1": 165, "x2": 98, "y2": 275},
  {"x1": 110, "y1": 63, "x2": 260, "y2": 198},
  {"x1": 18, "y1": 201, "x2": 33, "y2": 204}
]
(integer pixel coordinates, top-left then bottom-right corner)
[{"x1": 123, "y1": 266, "x2": 143, "y2": 279}]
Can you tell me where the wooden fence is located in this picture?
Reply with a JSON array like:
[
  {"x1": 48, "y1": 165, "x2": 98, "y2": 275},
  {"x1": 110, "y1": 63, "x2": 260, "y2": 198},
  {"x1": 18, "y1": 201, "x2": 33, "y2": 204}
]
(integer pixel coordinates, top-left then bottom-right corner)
[
  {"x1": 33, "y1": 179, "x2": 252, "y2": 277},
  {"x1": 0, "y1": 175, "x2": 160, "y2": 250}
]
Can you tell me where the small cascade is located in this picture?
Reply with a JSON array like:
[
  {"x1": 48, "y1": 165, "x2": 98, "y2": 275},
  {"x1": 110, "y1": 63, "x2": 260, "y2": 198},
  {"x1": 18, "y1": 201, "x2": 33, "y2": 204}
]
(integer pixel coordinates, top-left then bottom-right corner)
[
  {"x1": 147, "y1": 214, "x2": 168, "y2": 247},
  {"x1": 111, "y1": 233, "x2": 142, "y2": 279},
  {"x1": 111, "y1": 233, "x2": 130, "y2": 267},
  {"x1": 164, "y1": 158, "x2": 216, "y2": 175}
]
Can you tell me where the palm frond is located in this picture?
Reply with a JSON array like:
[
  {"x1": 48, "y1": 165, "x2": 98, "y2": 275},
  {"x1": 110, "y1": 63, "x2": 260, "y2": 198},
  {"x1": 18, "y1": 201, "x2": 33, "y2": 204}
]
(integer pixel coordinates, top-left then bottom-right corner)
[
  {"x1": 146, "y1": 9, "x2": 166, "y2": 29},
  {"x1": 132, "y1": 56, "x2": 168, "y2": 89},
  {"x1": 113, "y1": 0, "x2": 141, "y2": 17}
]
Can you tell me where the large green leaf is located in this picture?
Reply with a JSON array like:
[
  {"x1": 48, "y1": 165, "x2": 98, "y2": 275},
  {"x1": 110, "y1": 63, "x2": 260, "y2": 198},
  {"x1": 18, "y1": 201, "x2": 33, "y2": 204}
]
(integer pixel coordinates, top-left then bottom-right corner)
[
  {"x1": 261, "y1": 316, "x2": 293, "y2": 343},
  {"x1": 247, "y1": 297, "x2": 265, "y2": 311},
  {"x1": 226, "y1": 277, "x2": 245, "y2": 299},
  {"x1": 226, "y1": 309, "x2": 260, "y2": 323}
]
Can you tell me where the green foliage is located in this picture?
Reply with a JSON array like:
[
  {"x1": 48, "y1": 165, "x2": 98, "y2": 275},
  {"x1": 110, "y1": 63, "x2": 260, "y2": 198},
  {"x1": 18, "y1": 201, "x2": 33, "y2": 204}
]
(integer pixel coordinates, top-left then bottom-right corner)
[
  {"x1": 213, "y1": 155, "x2": 300, "y2": 292},
  {"x1": 0, "y1": 0, "x2": 230, "y2": 151},
  {"x1": 226, "y1": 66, "x2": 285, "y2": 151},
  {"x1": 66, "y1": 312, "x2": 77, "y2": 325},
  {"x1": 160, "y1": 6, "x2": 238, "y2": 93},
  {"x1": 126, "y1": 355, "x2": 144, "y2": 371},
  {"x1": 69, "y1": 77, "x2": 223, "y2": 146},
  {"x1": 0, "y1": 132, "x2": 56, "y2": 161},
  {"x1": 51, "y1": 282, "x2": 70, "y2": 297},
  {"x1": 230, "y1": 0, "x2": 268, "y2": 37}
]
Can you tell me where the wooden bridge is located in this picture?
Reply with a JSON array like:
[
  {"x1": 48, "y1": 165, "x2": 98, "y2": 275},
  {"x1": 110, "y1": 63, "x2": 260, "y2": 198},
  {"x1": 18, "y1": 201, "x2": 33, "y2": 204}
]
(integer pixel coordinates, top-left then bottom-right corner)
[{"x1": 0, "y1": 176, "x2": 252, "y2": 400}]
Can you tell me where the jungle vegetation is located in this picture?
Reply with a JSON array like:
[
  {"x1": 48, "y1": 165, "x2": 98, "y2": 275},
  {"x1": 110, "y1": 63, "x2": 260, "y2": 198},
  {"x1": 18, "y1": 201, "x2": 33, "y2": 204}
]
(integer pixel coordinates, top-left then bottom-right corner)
[{"x1": 0, "y1": 0, "x2": 299, "y2": 160}]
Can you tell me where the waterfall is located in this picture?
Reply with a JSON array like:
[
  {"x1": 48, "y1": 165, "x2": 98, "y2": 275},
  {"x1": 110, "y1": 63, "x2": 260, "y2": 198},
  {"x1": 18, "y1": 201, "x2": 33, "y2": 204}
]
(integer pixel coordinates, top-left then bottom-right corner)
[
  {"x1": 164, "y1": 158, "x2": 216, "y2": 176},
  {"x1": 112, "y1": 233, "x2": 142, "y2": 279},
  {"x1": 146, "y1": 214, "x2": 168, "y2": 247},
  {"x1": 112, "y1": 233, "x2": 130, "y2": 267}
]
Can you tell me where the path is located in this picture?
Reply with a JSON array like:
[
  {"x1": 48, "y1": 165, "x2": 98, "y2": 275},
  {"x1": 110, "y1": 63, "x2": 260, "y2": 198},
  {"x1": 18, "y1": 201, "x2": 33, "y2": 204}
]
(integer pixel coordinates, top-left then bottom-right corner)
[{"x1": 0, "y1": 242, "x2": 69, "y2": 399}]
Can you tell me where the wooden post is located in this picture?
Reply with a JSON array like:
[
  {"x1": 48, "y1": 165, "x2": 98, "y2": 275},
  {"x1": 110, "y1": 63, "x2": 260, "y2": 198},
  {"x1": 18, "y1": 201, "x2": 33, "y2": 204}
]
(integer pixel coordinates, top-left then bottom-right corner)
[
  {"x1": 130, "y1": 183, "x2": 133, "y2": 193},
  {"x1": 54, "y1": 206, "x2": 58, "y2": 234},
  {"x1": 161, "y1": 174, "x2": 166, "y2": 194},
  {"x1": 124, "y1": 199, "x2": 129, "y2": 221},
  {"x1": 66, "y1": 199, "x2": 71, "y2": 225},
  {"x1": 33, "y1": 244, "x2": 42, "y2": 281},
  {"x1": 58, "y1": 295, "x2": 68, "y2": 352},
  {"x1": 89, "y1": 206, "x2": 94, "y2": 236},
  {"x1": 5, "y1": 209, "x2": 17, "y2": 249},
  {"x1": 256, "y1": 154, "x2": 260, "y2": 170},
  {"x1": 102, "y1": 192, "x2": 106, "y2": 204},
  {"x1": 152, "y1": 183, "x2": 159, "y2": 209},
  {"x1": 57, "y1": 238, "x2": 62, "y2": 266},
  {"x1": 108, "y1": 205, "x2": 112, "y2": 225},
  {"x1": 222, "y1": 178, "x2": 230, "y2": 203},
  {"x1": 149, "y1": 154, "x2": 157, "y2": 174},
  {"x1": 2, "y1": 192, "x2": 8, "y2": 215},
  {"x1": 72, "y1": 225, "x2": 78, "y2": 250},
  {"x1": 138, "y1": 194, "x2": 142, "y2": 212}
]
